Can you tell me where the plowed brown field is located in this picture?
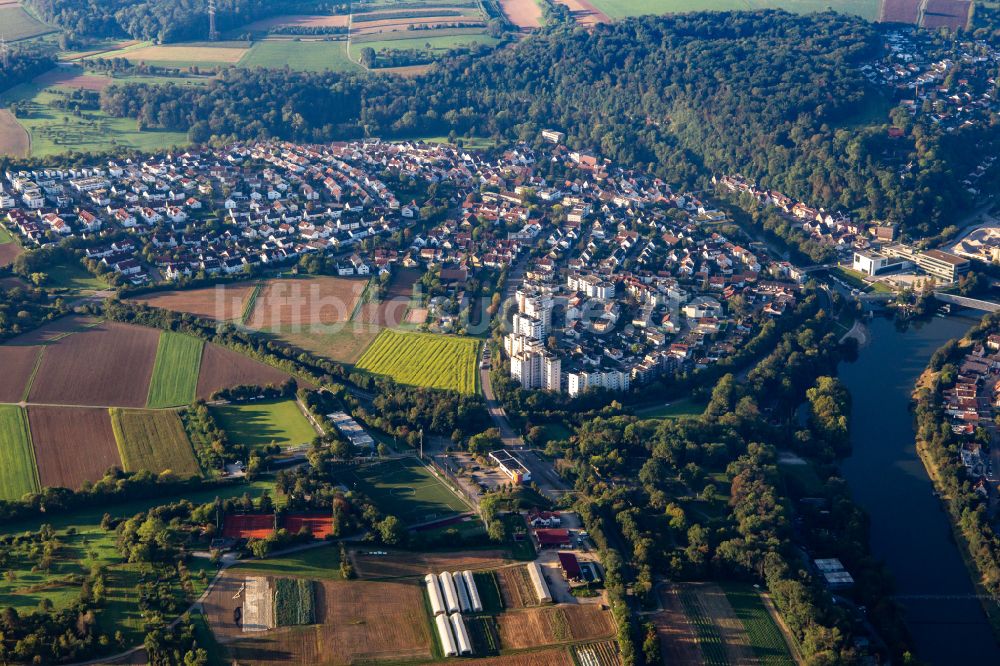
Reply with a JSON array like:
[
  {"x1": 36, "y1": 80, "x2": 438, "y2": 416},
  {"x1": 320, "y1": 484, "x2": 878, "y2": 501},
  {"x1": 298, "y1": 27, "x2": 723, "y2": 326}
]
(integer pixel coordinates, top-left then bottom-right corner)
[
  {"x1": 0, "y1": 110, "x2": 28, "y2": 160},
  {"x1": 553, "y1": 0, "x2": 608, "y2": 25},
  {"x1": 351, "y1": 548, "x2": 508, "y2": 578},
  {"x1": 500, "y1": 0, "x2": 543, "y2": 29},
  {"x1": 28, "y1": 406, "x2": 121, "y2": 489},
  {"x1": 0, "y1": 346, "x2": 40, "y2": 402},
  {"x1": 246, "y1": 277, "x2": 365, "y2": 328},
  {"x1": 130, "y1": 283, "x2": 253, "y2": 321},
  {"x1": 28, "y1": 321, "x2": 159, "y2": 407},
  {"x1": 195, "y1": 343, "x2": 294, "y2": 399},
  {"x1": 497, "y1": 606, "x2": 614, "y2": 649},
  {"x1": 652, "y1": 586, "x2": 703, "y2": 666}
]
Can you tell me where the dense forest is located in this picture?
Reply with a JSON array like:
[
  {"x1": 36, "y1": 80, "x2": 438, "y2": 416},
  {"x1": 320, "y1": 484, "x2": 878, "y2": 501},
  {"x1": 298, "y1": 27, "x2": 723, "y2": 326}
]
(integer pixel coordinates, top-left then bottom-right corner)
[
  {"x1": 0, "y1": 49, "x2": 56, "y2": 94},
  {"x1": 23, "y1": 0, "x2": 344, "y2": 43},
  {"x1": 96, "y1": 10, "x2": 979, "y2": 235}
]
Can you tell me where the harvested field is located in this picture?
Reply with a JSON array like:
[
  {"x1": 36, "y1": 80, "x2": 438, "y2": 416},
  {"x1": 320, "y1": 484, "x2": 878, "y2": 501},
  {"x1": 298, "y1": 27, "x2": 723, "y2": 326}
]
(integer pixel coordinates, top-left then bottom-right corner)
[
  {"x1": 879, "y1": 0, "x2": 920, "y2": 22},
  {"x1": 28, "y1": 406, "x2": 122, "y2": 489},
  {"x1": 263, "y1": 323, "x2": 382, "y2": 367},
  {"x1": 652, "y1": 586, "x2": 704, "y2": 666},
  {"x1": 356, "y1": 267, "x2": 420, "y2": 327},
  {"x1": 33, "y1": 68, "x2": 111, "y2": 91},
  {"x1": 5, "y1": 315, "x2": 96, "y2": 346},
  {"x1": 0, "y1": 110, "x2": 28, "y2": 159},
  {"x1": 500, "y1": 0, "x2": 543, "y2": 29},
  {"x1": 498, "y1": 565, "x2": 538, "y2": 609},
  {"x1": 28, "y1": 321, "x2": 160, "y2": 408},
  {"x1": 430, "y1": 648, "x2": 574, "y2": 666},
  {"x1": 351, "y1": 16, "x2": 485, "y2": 34},
  {"x1": 921, "y1": 0, "x2": 971, "y2": 29},
  {"x1": 129, "y1": 283, "x2": 254, "y2": 322},
  {"x1": 351, "y1": 548, "x2": 508, "y2": 579},
  {"x1": 497, "y1": 605, "x2": 615, "y2": 650},
  {"x1": 245, "y1": 277, "x2": 366, "y2": 329},
  {"x1": 121, "y1": 45, "x2": 249, "y2": 63},
  {"x1": 239, "y1": 13, "x2": 350, "y2": 31},
  {"x1": 223, "y1": 513, "x2": 275, "y2": 539},
  {"x1": 195, "y1": 343, "x2": 294, "y2": 400},
  {"x1": 243, "y1": 576, "x2": 275, "y2": 632},
  {"x1": 553, "y1": 0, "x2": 609, "y2": 24},
  {"x1": 0, "y1": 345, "x2": 41, "y2": 403},
  {"x1": 110, "y1": 408, "x2": 201, "y2": 478}
]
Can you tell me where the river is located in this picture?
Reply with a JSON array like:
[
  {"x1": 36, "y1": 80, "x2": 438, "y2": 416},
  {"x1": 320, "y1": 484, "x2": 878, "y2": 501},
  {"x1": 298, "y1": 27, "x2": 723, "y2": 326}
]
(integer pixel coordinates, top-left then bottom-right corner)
[{"x1": 840, "y1": 313, "x2": 1000, "y2": 664}]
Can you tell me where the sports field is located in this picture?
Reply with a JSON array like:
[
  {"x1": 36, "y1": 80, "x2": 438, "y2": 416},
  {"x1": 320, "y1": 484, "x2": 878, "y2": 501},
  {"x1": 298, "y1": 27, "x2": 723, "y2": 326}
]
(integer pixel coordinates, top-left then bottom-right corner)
[
  {"x1": 341, "y1": 457, "x2": 470, "y2": 524},
  {"x1": 587, "y1": 0, "x2": 879, "y2": 20},
  {"x1": 0, "y1": 405, "x2": 38, "y2": 500},
  {"x1": 146, "y1": 331, "x2": 204, "y2": 408},
  {"x1": 238, "y1": 40, "x2": 361, "y2": 72},
  {"x1": 211, "y1": 398, "x2": 317, "y2": 450},
  {"x1": 355, "y1": 329, "x2": 479, "y2": 394},
  {"x1": 110, "y1": 408, "x2": 201, "y2": 478}
]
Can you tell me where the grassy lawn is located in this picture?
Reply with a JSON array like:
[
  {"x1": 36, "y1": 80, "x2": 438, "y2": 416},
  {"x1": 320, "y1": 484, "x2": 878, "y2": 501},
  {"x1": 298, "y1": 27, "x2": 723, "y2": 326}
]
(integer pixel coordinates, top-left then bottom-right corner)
[
  {"x1": 0, "y1": 5, "x2": 57, "y2": 41},
  {"x1": 238, "y1": 39, "x2": 362, "y2": 72},
  {"x1": 0, "y1": 82, "x2": 189, "y2": 158},
  {"x1": 233, "y1": 544, "x2": 343, "y2": 579},
  {"x1": 414, "y1": 135, "x2": 497, "y2": 150},
  {"x1": 723, "y1": 583, "x2": 796, "y2": 665},
  {"x1": 43, "y1": 260, "x2": 107, "y2": 292},
  {"x1": 634, "y1": 397, "x2": 704, "y2": 420},
  {"x1": 110, "y1": 408, "x2": 202, "y2": 478},
  {"x1": 588, "y1": 0, "x2": 878, "y2": 20},
  {"x1": 356, "y1": 329, "x2": 480, "y2": 394},
  {"x1": 212, "y1": 399, "x2": 317, "y2": 450},
  {"x1": 147, "y1": 331, "x2": 204, "y2": 408},
  {"x1": 0, "y1": 225, "x2": 14, "y2": 244},
  {"x1": 340, "y1": 457, "x2": 470, "y2": 525},
  {"x1": 0, "y1": 405, "x2": 39, "y2": 501},
  {"x1": 349, "y1": 34, "x2": 498, "y2": 57},
  {"x1": 263, "y1": 323, "x2": 382, "y2": 367}
]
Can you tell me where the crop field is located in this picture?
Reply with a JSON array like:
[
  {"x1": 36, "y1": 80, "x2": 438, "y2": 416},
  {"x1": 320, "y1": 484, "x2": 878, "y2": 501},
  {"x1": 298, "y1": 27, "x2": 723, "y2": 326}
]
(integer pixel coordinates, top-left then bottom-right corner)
[
  {"x1": 879, "y1": 0, "x2": 920, "y2": 21},
  {"x1": 496, "y1": 606, "x2": 615, "y2": 649},
  {"x1": 350, "y1": 0, "x2": 489, "y2": 44},
  {"x1": 205, "y1": 574, "x2": 432, "y2": 663},
  {"x1": 245, "y1": 276, "x2": 366, "y2": 328},
  {"x1": 0, "y1": 109, "x2": 29, "y2": 159},
  {"x1": 723, "y1": 584, "x2": 795, "y2": 665},
  {"x1": 146, "y1": 332, "x2": 204, "y2": 408},
  {"x1": 500, "y1": 0, "x2": 543, "y2": 29},
  {"x1": 273, "y1": 578, "x2": 315, "y2": 626},
  {"x1": 350, "y1": 547, "x2": 508, "y2": 578},
  {"x1": 355, "y1": 329, "x2": 479, "y2": 393},
  {"x1": 0, "y1": 405, "x2": 38, "y2": 500},
  {"x1": 498, "y1": 565, "x2": 539, "y2": 608},
  {"x1": 195, "y1": 343, "x2": 295, "y2": 399},
  {"x1": 28, "y1": 321, "x2": 160, "y2": 408},
  {"x1": 263, "y1": 323, "x2": 383, "y2": 367},
  {"x1": 129, "y1": 283, "x2": 255, "y2": 322},
  {"x1": 341, "y1": 457, "x2": 470, "y2": 525},
  {"x1": 553, "y1": 0, "x2": 609, "y2": 24},
  {"x1": 110, "y1": 408, "x2": 201, "y2": 478},
  {"x1": 0, "y1": 83, "x2": 189, "y2": 158},
  {"x1": 27, "y1": 406, "x2": 122, "y2": 490},
  {"x1": 651, "y1": 585, "x2": 703, "y2": 666},
  {"x1": 677, "y1": 583, "x2": 762, "y2": 666},
  {"x1": 576, "y1": 641, "x2": 622, "y2": 666},
  {"x1": 211, "y1": 398, "x2": 316, "y2": 450},
  {"x1": 356, "y1": 267, "x2": 421, "y2": 326},
  {"x1": 0, "y1": 4, "x2": 56, "y2": 41},
  {"x1": 95, "y1": 41, "x2": 250, "y2": 66},
  {"x1": 33, "y1": 68, "x2": 112, "y2": 91},
  {"x1": 238, "y1": 40, "x2": 361, "y2": 72},
  {"x1": 921, "y1": 0, "x2": 971, "y2": 28},
  {"x1": 237, "y1": 13, "x2": 351, "y2": 32},
  {"x1": 0, "y1": 345, "x2": 41, "y2": 402}
]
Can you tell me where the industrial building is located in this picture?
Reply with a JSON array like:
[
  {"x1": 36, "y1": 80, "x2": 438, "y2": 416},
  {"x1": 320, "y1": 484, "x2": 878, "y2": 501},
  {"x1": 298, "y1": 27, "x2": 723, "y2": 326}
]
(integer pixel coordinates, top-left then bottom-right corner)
[{"x1": 489, "y1": 449, "x2": 533, "y2": 484}]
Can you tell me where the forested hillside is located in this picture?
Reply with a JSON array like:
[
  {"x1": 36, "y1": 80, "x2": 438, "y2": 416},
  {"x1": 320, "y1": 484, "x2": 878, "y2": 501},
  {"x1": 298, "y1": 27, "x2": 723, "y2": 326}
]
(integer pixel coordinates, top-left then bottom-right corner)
[
  {"x1": 0, "y1": 49, "x2": 56, "y2": 93},
  {"x1": 97, "y1": 10, "x2": 981, "y2": 234}
]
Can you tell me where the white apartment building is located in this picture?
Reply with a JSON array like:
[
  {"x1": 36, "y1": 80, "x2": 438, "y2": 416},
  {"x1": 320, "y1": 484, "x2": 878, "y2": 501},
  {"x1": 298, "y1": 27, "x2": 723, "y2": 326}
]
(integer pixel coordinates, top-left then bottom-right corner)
[
  {"x1": 567, "y1": 368, "x2": 630, "y2": 397},
  {"x1": 506, "y1": 334, "x2": 561, "y2": 391},
  {"x1": 567, "y1": 272, "x2": 615, "y2": 300}
]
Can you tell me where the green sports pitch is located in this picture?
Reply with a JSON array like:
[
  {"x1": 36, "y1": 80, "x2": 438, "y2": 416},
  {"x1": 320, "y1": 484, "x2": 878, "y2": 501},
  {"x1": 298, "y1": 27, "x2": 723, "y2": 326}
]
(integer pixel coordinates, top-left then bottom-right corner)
[{"x1": 340, "y1": 457, "x2": 470, "y2": 525}]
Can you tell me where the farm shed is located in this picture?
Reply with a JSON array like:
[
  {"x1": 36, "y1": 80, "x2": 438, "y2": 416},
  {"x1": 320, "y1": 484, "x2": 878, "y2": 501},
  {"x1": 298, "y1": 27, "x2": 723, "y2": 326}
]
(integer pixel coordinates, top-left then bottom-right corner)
[
  {"x1": 425, "y1": 573, "x2": 446, "y2": 616},
  {"x1": 462, "y1": 570, "x2": 483, "y2": 612},
  {"x1": 449, "y1": 612, "x2": 473, "y2": 655},
  {"x1": 439, "y1": 571, "x2": 461, "y2": 614},
  {"x1": 558, "y1": 552, "x2": 582, "y2": 580},
  {"x1": 535, "y1": 528, "x2": 571, "y2": 548},
  {"x1": 527, "y1": 562, "x2": 552, "y2": 604},
  {"x1": 435, "y1": 612, "x2": 458, "y2": 657},
  {"x1": 452, "y1": 570, "x2": 471, "y2": 612}
]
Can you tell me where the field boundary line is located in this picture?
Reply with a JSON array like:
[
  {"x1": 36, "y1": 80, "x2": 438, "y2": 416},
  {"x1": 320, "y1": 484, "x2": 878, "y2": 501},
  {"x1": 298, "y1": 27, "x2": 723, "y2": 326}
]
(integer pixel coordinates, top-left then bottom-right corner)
[
  {"x1": 18, "y1": 405, "x2": 40, "y2": 492},
  {"x1": 241, "y1": 281, "x2": 263, "y2": 325},
  {"x1": 21, "y1": 346, "x2": 45, "y2": 402}
]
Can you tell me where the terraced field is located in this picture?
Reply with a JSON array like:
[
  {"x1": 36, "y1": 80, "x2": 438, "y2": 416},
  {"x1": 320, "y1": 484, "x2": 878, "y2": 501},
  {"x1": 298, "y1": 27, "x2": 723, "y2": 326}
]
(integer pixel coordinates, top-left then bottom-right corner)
[
  {"x1": 355, "y1": 329, "x2": 479, "y2": 394},
  {"x1": 110, "y1": 408, "x2": 201, "y2": 478},
  {"x1": 0, "y1": 405, "x2": 38, "y2": 500},
  {"x1": 146, "y1": 331, "x2": 204, "y2": 408}
]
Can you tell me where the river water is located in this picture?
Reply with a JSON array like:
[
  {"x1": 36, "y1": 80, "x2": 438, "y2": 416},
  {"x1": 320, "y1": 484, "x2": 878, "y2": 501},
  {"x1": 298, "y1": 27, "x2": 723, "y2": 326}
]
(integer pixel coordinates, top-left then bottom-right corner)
[{"x1": 839, "y1": 313, "x2": 1000, "y2": 663}]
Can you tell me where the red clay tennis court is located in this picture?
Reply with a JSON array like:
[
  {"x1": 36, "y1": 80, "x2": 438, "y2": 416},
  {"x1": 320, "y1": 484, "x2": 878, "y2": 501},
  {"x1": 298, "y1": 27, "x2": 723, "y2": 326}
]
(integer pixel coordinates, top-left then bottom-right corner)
[
  {"x1": 285, "y1": 514, "x2": 333, "y2": 538},
  {"x1": 223, "y1": 514, "x2": 275, "y2": 539}
]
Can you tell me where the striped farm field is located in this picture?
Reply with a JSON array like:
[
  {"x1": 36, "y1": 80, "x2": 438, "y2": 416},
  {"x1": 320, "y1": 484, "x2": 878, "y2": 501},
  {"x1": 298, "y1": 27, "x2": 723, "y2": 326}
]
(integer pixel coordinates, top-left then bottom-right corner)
[
  {"x1": 110, "y1": 408, "x2": 201, "y2": 478},
  {"x1": 355, "y1": 329, "x2": 479, "y2": 394},
  {"x1": 146, "y1": 331, "x2": 204, "y2": 408},
  {"x1": 0, "y1": 405, "x2": 38, "y2": 500}
]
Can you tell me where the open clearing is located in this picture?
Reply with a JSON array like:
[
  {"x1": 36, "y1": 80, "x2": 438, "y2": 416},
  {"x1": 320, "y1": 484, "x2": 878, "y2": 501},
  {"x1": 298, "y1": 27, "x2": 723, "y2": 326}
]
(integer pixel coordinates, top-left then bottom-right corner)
[
  {"x1": 238, "y1": 40, "x2": 361, "y2": 72},
  {"x1": 355, "y1": 329, "x2": 479, "y2": 394},
  {"x1": 108, "y1": 44, "x2": 249, "y2": 65},
  {"x1": 196, "y1": 343, "x2": 294, "y2": 399},
  {"x1": 212, "y1": 398, "x2": 316, "y2": 450},
  {"x1": 500, "y1": 0, "x2": 544, "y2": 28},
  {"x1": 0, "y1": 345, "x2": 41, "y2": 402},
  {"x1": 263, "y1": 323, "x2": 383, "y2": 367},
  {"x1": 110, "y1": 408, "x2": 201, "y2": 478},
  {"x1": 497, "y1": 606, "x2": 615, "y2": 649},
  {"x1": 28, "y1": 406, "x2": 122, "y2": 490},
  {"x1": 28, "y1": 321, "x2": 160, "y2": 408},
  {"x1": 0, "y1": 4, "x2": 56, "y2": 40},
  {"x1": 0, "y1": 405, "x2": 38, "y2": 500},
  {"x1": 341, "y1": 457, "x2": 470, "y2": 526},
  {"x1": 351, "y1": 547, "x2": 507, "y2": 578},
  {"x1": 147, "y1": 331, "x2": 204, "y2": 408},
  {"x1": 130, "y1": 283, "x2": 254, "y2": 322},
  {"x1": 204, "y1": 573, "x2": 432, "y2": 664},
  {"x1": 245, "y1": 276, "x2": 366, "y2": 328},
  {"x1": 0, "y1": 109, "x2": 29, "y2": 158}
]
